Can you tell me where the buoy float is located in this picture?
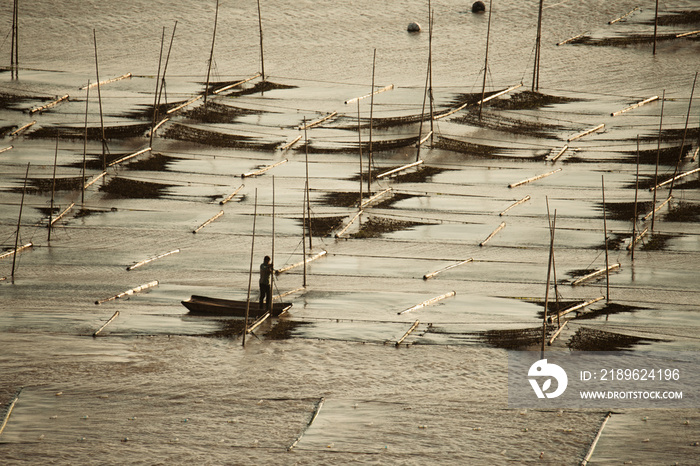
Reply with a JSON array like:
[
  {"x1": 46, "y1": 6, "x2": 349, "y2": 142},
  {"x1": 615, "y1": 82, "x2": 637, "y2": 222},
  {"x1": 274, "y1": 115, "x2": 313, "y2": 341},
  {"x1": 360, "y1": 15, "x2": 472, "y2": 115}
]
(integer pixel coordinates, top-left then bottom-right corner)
[
  {"x1": 407, "y1": 22, "x2": 421, "y2": 32},
  {"x1": 472, "y1": 1, "x2": 486, "y2": 13}
]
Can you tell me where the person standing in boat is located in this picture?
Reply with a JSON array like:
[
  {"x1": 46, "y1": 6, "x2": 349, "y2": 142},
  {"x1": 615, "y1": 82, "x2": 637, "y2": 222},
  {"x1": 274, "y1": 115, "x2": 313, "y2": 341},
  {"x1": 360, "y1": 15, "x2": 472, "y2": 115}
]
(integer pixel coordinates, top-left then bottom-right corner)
[{"x1": 259, "y1": 255, "x2": 273, "y2": 311}]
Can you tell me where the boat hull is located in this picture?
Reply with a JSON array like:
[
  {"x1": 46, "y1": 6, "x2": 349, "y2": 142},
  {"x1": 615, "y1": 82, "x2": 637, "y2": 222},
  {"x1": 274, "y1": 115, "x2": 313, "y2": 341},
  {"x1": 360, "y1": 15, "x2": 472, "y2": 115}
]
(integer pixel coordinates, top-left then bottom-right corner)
[{"x1": 182, "y1": 295, "x2": 292, "y2": 317}]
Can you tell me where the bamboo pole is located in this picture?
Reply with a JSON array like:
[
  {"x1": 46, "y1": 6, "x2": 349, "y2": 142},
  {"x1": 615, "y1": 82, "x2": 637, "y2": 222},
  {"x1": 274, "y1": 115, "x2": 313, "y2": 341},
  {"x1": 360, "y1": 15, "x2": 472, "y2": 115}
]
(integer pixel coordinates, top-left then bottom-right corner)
[
  {"x1": 287, "y1": 397, "x2": 325, "y2": 451},
  {"x1": 243, "y1": 189, "x2": 258, "y2": 348},
  {"x1": 650, "y1": 167, "x2": 700, "y2": 192},
  {"x1": 83, "y1": 171, "x2": 107, "y2": 190},
  {"x1": 93, "y1": 310, "x2": 119, "y2": 337},
  {"x1": 298, "y1": 112, "x2": 337, "y2": 130},
  {"x1": 278, "y1": 135, "x2": 302, "y2": 151},
  {"x1": 651, "y1": 90, "x2": 665, "y2": 231},
  {"x1": 93, "y1": 29, "x2": 108, "y2": 173},
  {"x1": 542, "y1": 208, "x2": 556, "y2": 353},
  {"x1": 368, "y1": 50, "x2": 376, "y2": 195},
  {"x1": 50, "y1": 203, "x2": 75, "y2": 227},
  {"x1": 376, "y1": 160, "x2": 424, "y2": 179},
  {"x1": 107, "y1": 147, "x2": 152, "y2": 167},
  {"x1": 0, "y1": 388, "x2": 22, "y2": 437},
  {"x1": 344, "y1": 84, "x2": 394, "y2": 105},
  {"x1": 499, "y1": 195, "x2": 531, "y2": 216},
  {"x1": 611, "y1": 96, "x2": 658, "y2": 117},
  {"x1": 567, "y1": 124, "x2": 604, "y2": 142},
  {"x1": 220, "y1": 184, "x2": 245, "y2": 205},
  {"x1": 581, "y1": 412, "x2": 613, "y2": 466},
  {"x1": 653, "y1": 0, "x2": 659, "y2": 55},
  {"x1": 0, "y1": 242, "x2": 32, "y2": 260},
  {"x1": 80, "y1": 73, "x2": 131, "y2": 90},
  {"x1": 396, "y1": 320, "x2": 420, "y2": 346},
  {"x1": 556, "y1": 32, "x2": 587, "y2": 46},
  {"x1": 48, "y1": 133, "x2": 59, "y2": 242},
  {"x1": 416, "y1": 132, "x2": 432, "y2": 147},
  {"x1": 147, "y1": 118, "x2": 169, "y2": 137},
  {"x1": 150, "y1": 27, "x2": 165, "y2": 148},
  {"x1": 676, "y1": 29, "x2": 700, "y2": 38},
  {"x1": 627, "y1": 227, "x2": 648, "y2": 251},
  {"x1": 193, "y1": 210, "x2": 224, "y2": 234},
  {"x1": 532, "y1": 0, "x2": 544, "y2": 91},
  {"x1": 335, "y1": 210, "x2": 364, "y2": 238},
  {"x1": 247, "y1": 311, "x2": 270, "y2": 334},
  {"x1": 276, "y1": 286, "x2": 305, "y2": 300},
  {"x1": 435, "y1": 84, "x2": 523, "y2": 120},
  {"x1": 550, "y1": 145, "x2": 568, "y2": 162},
  {"x1": 509, "y1": 168, "x2": 561, "y2": 188},
  {"x1": 547, "y1": 320, "x2": 568, "y2": 345},
  {"x1": 479, "y1": 0, "x2": 493, "y2": 120},
  {"x1": 691, "y1": 147, "x2": 699, "y2": 162},
  {"x1": 10, "y1": 121, "x2": 36, "y2": 136},
  {"x1": 602, "y1": 176, "x2": 610, "y2": 302},
  {"x1": 166, "y1": 95, "x2": 203, "y2": 115},
  {"x1": 0, "y1": 145, "x2": 13, "y2": 154},
  {"x1": 547, "y1": 296, "x2": 605, "y2": 323},
  {"x1": 29, "y1": 95, "x2": 69, "y2": 114},
  {"x1": 11, "y1": 163, "x2": 29, "y2": 278},
  {"x1": 359, "y1": 187, "x2": 392, "y2": 209},
  {"x1": 358, "y1": 100, "x2": 363, "y2": 206},
  {"x1": 480, "y1": 222, "x2": 506, "y2": 246},
  {"x1": 669, "y1": 72, "x2": 698, "y2": 199},
  {"x1": 257, "y1": 0, "x2": 265, "y2": 81},
  {"x1": 127, "y1": 249, "x2": 180, "y2": 271},
  {"x1": 275, "y1": 250, "x2": 327, "y2": 275},
  {"x1": 643, "y1": 195, "x2": 672, "y2": 220},
  {"x1": 212, "y1": 72, "x2": 261, "y2": 95},
  {"x1": 609, "y1": 7, "x2": 639, "y2": 24},
  {"x1": 632, "y1": 136, "x2": 640, "y2": 261},
  {"x1": 241, "y1": 159, "x2": 288, "y2": 178},
  {"x1": 423, "y1": 258, "x2": 473, "y2": 280},
  {"x1": 398, "y1": 291, "x2": 456, "y2": 315},
  {"x1": 203, "y1": 0, "x2": 219, "y2": 109},
  {"x1": 571, "y1": 264, "x2": 620, "y2": 286},
  {"x1": 82, "y1": 81, "x2": 89, "y2": 204},
  {"x1": 95, "y1": 280, "x2": 159, "y2": 305}
]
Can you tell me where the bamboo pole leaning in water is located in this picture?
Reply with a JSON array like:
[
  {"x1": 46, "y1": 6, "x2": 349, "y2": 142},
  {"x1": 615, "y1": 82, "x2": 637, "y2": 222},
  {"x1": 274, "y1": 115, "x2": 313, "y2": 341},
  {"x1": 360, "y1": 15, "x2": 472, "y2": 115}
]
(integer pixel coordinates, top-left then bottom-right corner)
[
  {"x1": 376, "y1": 160, "x2": 424, "y2": 179},
  {"x1": 335, "y1": 210, "x2": 363, "y2": 238},
  {"x1": 581, "y1": 412, "x2": 613, "y2": 466},
  {"x1": 275, "y1": 250, "x2": 327, "y2": 275},
  {"x1": 692, "y1": 147, "x2": 699, "y2": 162},
  {"x1": 547, "y1": 296, "x2": 605, "y2": 323},
  {"x1": 276, "y1": 286, "x2": 305, "y2": 300},
  {"x1": 643, "y1": 195, "x2": 672, "y2": 220},
  {"x1": 147, "y1": 117, "x2": 169, "y2": 138},
  {"x1": 0, "y1": 388, "x2": 22, "y2": 437},
  {"x1": 627, "y1": 227, "x2": 648, "y2": 251},
  {"x1": 166, "y1": 95, "x2": 203, "y2": 115},
  {"x1": 241, "y1": 159, "x2": 287, "y2": 178},
  {"x1": 676, "y1": 29, "x2": 700, "y2": 38},
  {"x1": 299, "y1": 112, "x2": 337, "y2": 130},
  {"x1": 344, "y1": 84, "x2": 394, "y2": 105},
  {"x1": 509, "y1": 168, "x2": 562, "y2": 188},
  {"x1": 499, "y1": 196, "x2": 531, "y2": 216},
  {"x1": 550, "y1": 145, "x2": 568, "y2": 162},
  {"x1": 423, "y1": 258, "x2": 473, "y2": 280},
  {"x1": 80, "y1": 73, "x2": 132, "y2": 90},
  {"x1": 107, "y1": 147, "x2": 152, "y2": 167},
  {"x1": 547, "y1": 320, "x2": 568, "y2": 346},
  {"x1": 93, "y1": 310, "x2": 120, "y2": 337},
  {"x1": 567, "y1": 124, "x2": 604, "y2": 142},
  {"x1": 247, "y1": 311, "x2": 271, "y2": 334},
  {"x1": 609, "y1": 7, "x2": 639, "y2": 24},
  {"x1": 434, "y1": 83, "x2": 522, "y2": 120},
  {"x1": 480, "y1": 222, "x2": 506, "y2": 246},
  {"x1": 127, "y1": 249, "x2": 180, "y2": 271},
  {"x1": 360, "y1": 187, "x2": 392, "y2": 208},
  {"x1": 220, "y1": 184, "x2": 244, "y2": 205},
  {"x1": 398, "y1": 291, "x2": 456, "y2": 315},
  {"x1": 0, "y1": 242, "x2": 32, "y2": 260},
  {"x1": 396, "y1": 320, "x2": 420, "y2": 346},
  {"x1": 10, "y1": 121, "x2": 36, "y2": 137},
  {"x1": 95, "y1": 280, "x2": 159, "y2": 305},
  {"x1": 193, "y1": 210, "x2": 224, "y2": 234},
  {"x1": 556, "y1": 32, "x2": 588, "y2": 46},
  {"x1": 278, "y1": 135, "x2": 302, "y2": 151},
  {"x1": 611, "y1": 95, "x2": 658, "y2": 117},
  {"x1": 212, "y1": 72, "x2": 262, "y2": 95},
  {"x1": 83, "y1": 171, "x2": 107, "y2": 190},
  {"x1": 0, "y1": 145, "x2": 13, "y2": 154},
  {"x1": 288, "y1": 397, "x2": 325, "y2": 451},
  {"x1": 29, "y1": 94, "x2": 69, "y2": 114},
  {"x1": 50, "y1": 203, "x2": 75, "y2": 227},
  {"x1": 649, "y1": 168, "x2": 700, "y2": 192},
  {"x1": 571, "y1": 264, "x2": 620, "y2": 286}
]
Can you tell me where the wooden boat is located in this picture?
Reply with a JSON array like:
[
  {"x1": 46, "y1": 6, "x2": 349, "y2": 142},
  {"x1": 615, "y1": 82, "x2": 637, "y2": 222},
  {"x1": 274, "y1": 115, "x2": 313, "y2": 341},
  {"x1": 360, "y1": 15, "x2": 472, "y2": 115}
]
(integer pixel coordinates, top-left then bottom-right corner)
[{"x1": 181, "y1": 295, "x2": 292, "y2": 317}]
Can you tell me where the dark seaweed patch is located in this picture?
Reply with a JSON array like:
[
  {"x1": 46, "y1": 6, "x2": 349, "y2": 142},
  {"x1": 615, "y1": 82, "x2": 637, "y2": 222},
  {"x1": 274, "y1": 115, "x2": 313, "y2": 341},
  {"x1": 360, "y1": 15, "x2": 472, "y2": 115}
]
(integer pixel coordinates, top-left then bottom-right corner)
[
  {"x1": 482, "y1": 326, "x2": 555, "y2": 350},
  {"x1": 14, "y1": 176, "x2": 83, "y2": 194},
  {"x1": 99, "y1": 177, "x2": 172, "y2": 199},
  {"x1": 126, "y1": 153, "x2": 176, "y2": 171},
  {"x1": 646, "y1": 10, "x2": 700, "y2": 27},
  {"x1": 567, "y1": 327, "x2": 660, "y2": 351},
  {"x1": 664, "y1": 202, "x2": 700, "y2": 222},
  {"x1": 299, "y1": 136, "x2": 418, "y2": 154},
  {"x1": 349, "y1": 216, "x2": 425, "y2": 238},
  {"x1": 639, "y1": 233, "x2": 675, "y2": 251},
  {"x1": 265, "y1": 320, "x2": 310, "y2": 340},
  {"x1": 433, "y1": 136, "x2": 499, "y2": 158},
  {"x1": 163, "y1": 123, "x2": 280, "y2": 150},
  {"x1": 486, "y1": 90, "x2": 580, "y2": 111},
  {"x1": 573, "y1": 302, "x2": 641, "y2": 321},
  {"x1": 28, "y1": 124, "x2": 150, "y2": 140},
  {"x1": 182, "y1": 102, "x2": 264, "y2": 124},
  {"x1": 223, "y1": 80, "x2": 296, "y2": 97},
  {"x1": 600, "y1": 201, "x2": 653, "y2": 221},
  {"x1": 622, "y1": 145, "x2": 692, "y2": 166},
  {"x1": 305, "y1": 216, "x2": 346, "y2": 237},
  {"x1": 452, "y1": 112, "x2": 565, "y2": 139}
]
